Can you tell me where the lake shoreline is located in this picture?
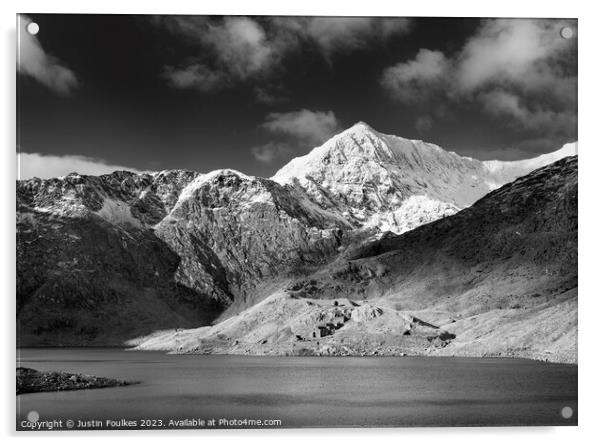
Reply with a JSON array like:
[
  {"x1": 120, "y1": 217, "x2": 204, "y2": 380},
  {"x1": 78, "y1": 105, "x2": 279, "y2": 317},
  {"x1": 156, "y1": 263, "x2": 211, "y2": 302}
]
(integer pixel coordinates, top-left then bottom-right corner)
[{"x1": 18, "y1": 345, "x2": 578, "y2": 365}]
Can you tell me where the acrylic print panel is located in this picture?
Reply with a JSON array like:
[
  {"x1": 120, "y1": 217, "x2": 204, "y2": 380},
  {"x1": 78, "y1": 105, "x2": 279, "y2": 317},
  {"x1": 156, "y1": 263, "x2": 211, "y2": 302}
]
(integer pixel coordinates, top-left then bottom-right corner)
[{"x1": 16, "y1": 14, "x2": 577, "y2": 430}]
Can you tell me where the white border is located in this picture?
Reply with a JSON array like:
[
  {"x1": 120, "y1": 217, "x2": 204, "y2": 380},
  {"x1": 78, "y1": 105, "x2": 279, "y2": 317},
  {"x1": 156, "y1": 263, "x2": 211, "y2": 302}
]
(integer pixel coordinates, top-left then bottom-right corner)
[{"x1": 2, "y1": 1, "x2": 600, "y2": 443}]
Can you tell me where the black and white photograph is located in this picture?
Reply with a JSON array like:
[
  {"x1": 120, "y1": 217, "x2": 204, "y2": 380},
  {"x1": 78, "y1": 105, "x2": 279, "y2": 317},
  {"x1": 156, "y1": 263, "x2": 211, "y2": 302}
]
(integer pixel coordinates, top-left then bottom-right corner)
[{"x1": 15, "y1": 12, "x2": 578, "y2": 430}]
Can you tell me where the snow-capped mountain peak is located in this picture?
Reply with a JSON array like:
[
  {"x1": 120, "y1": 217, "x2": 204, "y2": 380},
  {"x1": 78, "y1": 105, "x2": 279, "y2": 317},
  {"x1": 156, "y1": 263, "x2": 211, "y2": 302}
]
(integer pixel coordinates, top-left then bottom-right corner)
[{"x1": 273, "y1": 123, "x2": 577, "y2": 234}]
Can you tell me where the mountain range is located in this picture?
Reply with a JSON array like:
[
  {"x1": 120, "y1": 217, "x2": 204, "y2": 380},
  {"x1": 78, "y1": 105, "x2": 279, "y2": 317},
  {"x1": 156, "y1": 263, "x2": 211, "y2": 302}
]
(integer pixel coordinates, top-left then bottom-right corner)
[{"x1": 16, "y1": 123, "x2": 578, "y2": 362}]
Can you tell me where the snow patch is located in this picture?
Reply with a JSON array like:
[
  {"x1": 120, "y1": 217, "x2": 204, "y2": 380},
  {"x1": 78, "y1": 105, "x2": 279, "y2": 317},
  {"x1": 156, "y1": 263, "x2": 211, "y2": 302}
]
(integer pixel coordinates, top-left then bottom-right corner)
[
  {"x1": 247, "y1": 190, "x2": 273, "y2": 205},
  {"x1": 94, "y1": 198, "x2": 142, "y2": 228},
  {"x1": 366, "y1": 195, "x2": 460, "y2": 234}
]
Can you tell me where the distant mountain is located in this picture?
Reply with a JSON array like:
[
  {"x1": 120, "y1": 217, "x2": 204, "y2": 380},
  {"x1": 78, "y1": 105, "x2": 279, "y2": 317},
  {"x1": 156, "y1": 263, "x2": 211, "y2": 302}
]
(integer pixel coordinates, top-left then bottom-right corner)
[
  {"x1": 16, "y1": 122, "x2": 577, "y2": 351},
  {"x1": 274, "y1": 122, "x2": 577, "y2": 233}
]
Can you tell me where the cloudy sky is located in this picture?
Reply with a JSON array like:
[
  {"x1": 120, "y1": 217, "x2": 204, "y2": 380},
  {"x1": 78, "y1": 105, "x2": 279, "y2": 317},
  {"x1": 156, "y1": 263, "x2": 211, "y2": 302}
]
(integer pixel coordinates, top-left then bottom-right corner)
[{"x1": 17, "y1": 14, "x2": 577, "y2": 179}]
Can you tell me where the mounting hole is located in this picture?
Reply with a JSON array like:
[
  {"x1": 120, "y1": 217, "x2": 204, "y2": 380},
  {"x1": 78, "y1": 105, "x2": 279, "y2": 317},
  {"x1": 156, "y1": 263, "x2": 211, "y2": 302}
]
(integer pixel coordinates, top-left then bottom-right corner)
[
  {"x1": 26, "y1": 22, "x2": 39, "y2": 35},
  {"x1": 560, "y1": 27, "x2": 573, "y2": 39},
  {"x1": 561, "y1": 406, "x2": 573, "y2": 419}
]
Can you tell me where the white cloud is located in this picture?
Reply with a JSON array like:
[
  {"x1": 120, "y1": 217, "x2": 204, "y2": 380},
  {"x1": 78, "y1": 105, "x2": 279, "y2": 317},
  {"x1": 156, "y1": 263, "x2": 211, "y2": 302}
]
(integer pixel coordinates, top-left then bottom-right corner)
[
  {"x1": 18, "y1": 153, "x2": 140, "y2": 180},
  {"x1": 381, "y1": 49, "x2": 449, "y2": 102},
  {"x1": 261, "y1": 109, "x2": 341, "y2": 146},
  {"x1": 253, "y1": 85, "x2": 288, "y2": 104},
  {"x1": 455, "y1": 19, "x2": 570, "y2": 92},
  {"x1": 300, "y1": 17, "x2": 412, "y2": 57},
  {"x1": 162, "y1": 63, "x2": 228, "y2": 92},
  {"x1": 251, "y1": 142, "x2": 294, "y2": 164},
  {"x1": 252, "y1": 109, "x2": 342, "y2": 164},
  {"x1": 207, "y1": 17, "x2": 275, "y2": 79},
  {"x1": 161, "y1": 17, "x2": 290, "y2": 92},
  {"x1": 158, "y1": 16, "x2": 412, "y2": 93},
  {"x1": 381, "y1": 18, "x2": 577, "y2": 140},
  {"x1": 18, "y1": 15, "x2": 79, "y2": 95}
]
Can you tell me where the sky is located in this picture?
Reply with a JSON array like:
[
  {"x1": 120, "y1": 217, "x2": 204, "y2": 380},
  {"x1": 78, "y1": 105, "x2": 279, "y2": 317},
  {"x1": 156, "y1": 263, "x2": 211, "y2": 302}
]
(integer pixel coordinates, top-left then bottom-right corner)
[{"x1": 17, "y1": 14, "x2": 577, "y2": 179}]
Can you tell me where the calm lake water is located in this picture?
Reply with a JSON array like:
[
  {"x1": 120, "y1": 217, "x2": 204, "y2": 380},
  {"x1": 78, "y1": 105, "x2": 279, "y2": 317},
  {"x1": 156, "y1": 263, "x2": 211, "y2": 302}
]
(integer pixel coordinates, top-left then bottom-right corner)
[{"x1": 16, "y1": 348, "x2": 577, "y2": 429}]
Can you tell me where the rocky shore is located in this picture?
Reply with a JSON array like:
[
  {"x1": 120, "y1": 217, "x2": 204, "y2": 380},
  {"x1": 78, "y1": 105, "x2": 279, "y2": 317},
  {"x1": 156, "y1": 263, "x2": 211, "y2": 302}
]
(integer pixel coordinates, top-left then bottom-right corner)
[{"x1": 16, "y1": 367, "x2": 137, "y2": 395}]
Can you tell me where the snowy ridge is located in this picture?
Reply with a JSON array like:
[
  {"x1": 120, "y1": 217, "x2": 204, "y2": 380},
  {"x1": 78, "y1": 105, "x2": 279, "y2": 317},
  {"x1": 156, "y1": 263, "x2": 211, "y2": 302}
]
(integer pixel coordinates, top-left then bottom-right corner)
[
  {"x1": 17, "y1": 123, "x2": 577, "y2": 236},
  {"x1": 171, "y1": 169, "x2": 256, "y2": 211},
  {"x1": 483, "y1": 142, "x2": 578, "y2": 181},
  {"x1": 164, "y1": 167, "x2": 349, "y2": 227}
]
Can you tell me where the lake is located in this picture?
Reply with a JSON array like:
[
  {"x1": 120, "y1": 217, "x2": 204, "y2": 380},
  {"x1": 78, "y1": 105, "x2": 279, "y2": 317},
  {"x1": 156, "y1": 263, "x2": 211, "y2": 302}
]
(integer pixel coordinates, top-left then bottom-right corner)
[{"x1": 16, "y1": 348, "x2": 577, "y2": 429}]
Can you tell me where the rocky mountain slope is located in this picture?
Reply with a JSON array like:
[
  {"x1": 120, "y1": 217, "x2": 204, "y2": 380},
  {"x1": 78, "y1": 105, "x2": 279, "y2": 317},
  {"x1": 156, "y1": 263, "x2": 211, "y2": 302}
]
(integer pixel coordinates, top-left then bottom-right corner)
[
  {"x1": 16, "y1": 122, "x2": 577, "y2": 354},
  {"x1": 133, "y1": 157, "x2": 577, "y2": 363},
  {"x1": 17, "y1": 171, "x2": 217, "y2": 345},
  {"x1": 17, "y1": 169, "x2": 350, "y2": 345}
]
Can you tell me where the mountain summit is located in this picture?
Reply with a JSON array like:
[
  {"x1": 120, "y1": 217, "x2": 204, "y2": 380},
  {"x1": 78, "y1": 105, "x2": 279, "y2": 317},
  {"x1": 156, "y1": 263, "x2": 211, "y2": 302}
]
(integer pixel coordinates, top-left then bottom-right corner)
[{"x1": 273, "y1": 123, "x2": 577, "y2": 233}]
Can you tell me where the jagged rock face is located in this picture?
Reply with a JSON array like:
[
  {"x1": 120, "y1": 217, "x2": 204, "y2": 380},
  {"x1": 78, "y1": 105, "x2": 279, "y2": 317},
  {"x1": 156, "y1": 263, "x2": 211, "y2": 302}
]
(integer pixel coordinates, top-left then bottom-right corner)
[
  {"x1": 153, "y1": 170, "x2": 349, "y2": 302},
  {"x1": 16, "y1": 172, "x2": 201, "y2": 343},
  {"x1": 15, "y1": 169, "x2": 198, "y2": 224},
  {"x1": 273, "y1": 122, "x2": 577, "y2": 234},
  {"x1": 16, "y1": 169, "x2": 348, "y2": 345}
]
